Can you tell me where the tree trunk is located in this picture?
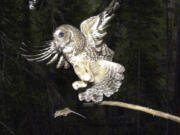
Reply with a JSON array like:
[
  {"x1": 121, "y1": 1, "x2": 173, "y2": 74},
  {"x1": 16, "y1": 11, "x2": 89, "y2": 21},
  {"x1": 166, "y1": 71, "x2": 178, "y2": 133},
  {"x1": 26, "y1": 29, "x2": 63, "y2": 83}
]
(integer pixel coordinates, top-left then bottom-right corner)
[{"x1": 172, "y1": 1, "x2": 180, "y2": 134}]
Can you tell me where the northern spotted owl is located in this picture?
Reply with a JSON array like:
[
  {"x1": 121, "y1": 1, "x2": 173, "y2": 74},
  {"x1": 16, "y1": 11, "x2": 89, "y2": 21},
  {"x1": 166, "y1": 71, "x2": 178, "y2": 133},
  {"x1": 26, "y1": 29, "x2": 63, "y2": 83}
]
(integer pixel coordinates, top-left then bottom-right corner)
[{"x1": 22, "y1": 0, "x2": 125, "y2": 102}]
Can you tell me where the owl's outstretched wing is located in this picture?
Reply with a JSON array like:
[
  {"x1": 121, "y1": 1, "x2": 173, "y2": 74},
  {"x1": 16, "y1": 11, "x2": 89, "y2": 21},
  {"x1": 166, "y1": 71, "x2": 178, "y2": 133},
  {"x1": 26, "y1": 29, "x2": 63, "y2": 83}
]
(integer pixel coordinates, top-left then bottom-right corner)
[{"x1": 80, "y1": 0, "x2": 120, "y2": 61}]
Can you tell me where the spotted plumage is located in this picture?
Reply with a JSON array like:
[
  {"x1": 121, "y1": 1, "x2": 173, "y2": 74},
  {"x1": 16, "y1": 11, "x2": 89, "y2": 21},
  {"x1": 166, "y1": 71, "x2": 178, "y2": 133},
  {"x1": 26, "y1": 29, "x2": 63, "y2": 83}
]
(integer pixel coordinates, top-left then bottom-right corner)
[{"x1": 21, "y1": 0, "x2": 125, "y2": 102}]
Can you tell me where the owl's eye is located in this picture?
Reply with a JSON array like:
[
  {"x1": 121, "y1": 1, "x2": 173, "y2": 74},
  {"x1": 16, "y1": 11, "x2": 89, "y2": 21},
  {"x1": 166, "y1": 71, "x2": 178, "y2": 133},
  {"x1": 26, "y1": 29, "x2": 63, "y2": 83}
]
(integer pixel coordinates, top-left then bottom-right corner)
[{"x1": 58, "y1": 32, "x2": 64, "y2": 38}]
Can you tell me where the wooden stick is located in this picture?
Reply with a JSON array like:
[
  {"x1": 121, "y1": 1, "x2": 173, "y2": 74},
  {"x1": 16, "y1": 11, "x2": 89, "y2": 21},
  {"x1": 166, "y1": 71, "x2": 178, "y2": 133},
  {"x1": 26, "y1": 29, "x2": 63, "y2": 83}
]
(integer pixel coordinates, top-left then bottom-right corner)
[
  {"x1": 0, "y1": 121, "x2": 15, "y2": 135},
  {"x1": 84, "y1": 101, "x2": 180, "y2": 124}
]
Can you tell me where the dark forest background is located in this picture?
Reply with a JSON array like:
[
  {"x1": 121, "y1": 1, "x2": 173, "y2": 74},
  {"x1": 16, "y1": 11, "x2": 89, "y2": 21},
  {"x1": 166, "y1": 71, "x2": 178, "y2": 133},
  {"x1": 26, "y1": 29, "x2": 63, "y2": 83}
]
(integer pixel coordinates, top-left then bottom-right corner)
[{"x1": 0, "y1": 0, "x2": 180, "y2": 135}]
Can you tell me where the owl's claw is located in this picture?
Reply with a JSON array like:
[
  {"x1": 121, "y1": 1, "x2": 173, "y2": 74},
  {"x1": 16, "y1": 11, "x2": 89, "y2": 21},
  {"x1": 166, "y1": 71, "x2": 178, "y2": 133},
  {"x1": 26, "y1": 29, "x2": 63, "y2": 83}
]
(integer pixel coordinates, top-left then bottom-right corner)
[
  {"x1": 81, "y1": 74, "x2": 94, "y2": 82},
  {"x1": 72, "y1": 81, "x2": 87, "y2": 90},
  {"x1": 82, "y1": 74, "x2": 91, "y2": 81}
]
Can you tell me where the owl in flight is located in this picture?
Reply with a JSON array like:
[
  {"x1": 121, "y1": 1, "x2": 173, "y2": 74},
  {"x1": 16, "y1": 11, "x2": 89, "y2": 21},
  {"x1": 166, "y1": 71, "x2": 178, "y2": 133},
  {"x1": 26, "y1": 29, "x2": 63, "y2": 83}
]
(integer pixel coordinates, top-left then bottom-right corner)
[{"x1": 21, "y1": 0, "x2": 125, "y2": 102}]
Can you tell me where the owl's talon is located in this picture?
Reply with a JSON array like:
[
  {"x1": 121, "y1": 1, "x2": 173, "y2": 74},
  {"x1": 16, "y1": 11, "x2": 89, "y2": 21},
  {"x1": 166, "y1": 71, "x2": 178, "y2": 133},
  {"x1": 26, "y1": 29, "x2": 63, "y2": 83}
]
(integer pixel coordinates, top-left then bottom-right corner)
[
  {"x1": 81, "y1": 74, "x2": 94, "y2": 82},
  {"x1": 72, "y1": 81, "x2": 87, "y2": 90},
  {"x1": 72, "y1": 83, "x2": 79, "y2": 90},
  {"x1": 82, "y1": 74, "x2": 91, "y2": 81}
]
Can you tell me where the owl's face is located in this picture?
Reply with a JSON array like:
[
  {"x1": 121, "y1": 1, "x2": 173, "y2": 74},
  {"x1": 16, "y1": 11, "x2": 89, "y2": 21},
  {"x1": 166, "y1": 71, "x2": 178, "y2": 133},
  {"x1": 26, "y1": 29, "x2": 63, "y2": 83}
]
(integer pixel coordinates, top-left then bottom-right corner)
[{"x1": 52, "y1": 26, "x2": 74, "y2": 54}]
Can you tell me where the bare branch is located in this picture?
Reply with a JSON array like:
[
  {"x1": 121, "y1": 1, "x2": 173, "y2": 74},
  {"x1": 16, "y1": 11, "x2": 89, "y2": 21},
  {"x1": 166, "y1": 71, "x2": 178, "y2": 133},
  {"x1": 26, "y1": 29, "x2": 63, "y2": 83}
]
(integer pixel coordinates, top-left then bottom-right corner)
[
  {"x1": 0, "y1": 121, "x2": 15, "y2": 135},
  {"x1": 84, "y1": 101, "x2": 180, "y2": 124}
]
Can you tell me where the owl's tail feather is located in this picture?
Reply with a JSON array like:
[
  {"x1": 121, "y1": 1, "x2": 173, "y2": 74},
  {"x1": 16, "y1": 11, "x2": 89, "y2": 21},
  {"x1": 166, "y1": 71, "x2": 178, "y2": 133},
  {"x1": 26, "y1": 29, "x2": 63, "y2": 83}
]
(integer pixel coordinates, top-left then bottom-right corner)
[{"x1": 78, "y1": 61, "x2": 125, "y2": 102}]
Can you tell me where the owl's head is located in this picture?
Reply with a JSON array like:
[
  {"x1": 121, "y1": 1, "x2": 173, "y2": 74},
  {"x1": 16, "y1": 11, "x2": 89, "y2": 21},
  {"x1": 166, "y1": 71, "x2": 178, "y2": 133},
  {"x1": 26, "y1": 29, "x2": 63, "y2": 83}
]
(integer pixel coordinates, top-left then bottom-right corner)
[
  {"x1": 22, "y1": 25, "x2": 86, "y2": 66},
  {"x1": 51, "y1": 24, "x2": 85, "y2": 55}
]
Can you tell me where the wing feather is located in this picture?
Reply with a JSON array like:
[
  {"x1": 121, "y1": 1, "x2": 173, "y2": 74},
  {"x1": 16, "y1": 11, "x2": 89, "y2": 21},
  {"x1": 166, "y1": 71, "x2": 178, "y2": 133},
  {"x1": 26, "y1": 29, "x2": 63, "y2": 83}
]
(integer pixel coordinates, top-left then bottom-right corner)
[{"x1": 80, "y1": 0, "x2": 120, "y2": 60}]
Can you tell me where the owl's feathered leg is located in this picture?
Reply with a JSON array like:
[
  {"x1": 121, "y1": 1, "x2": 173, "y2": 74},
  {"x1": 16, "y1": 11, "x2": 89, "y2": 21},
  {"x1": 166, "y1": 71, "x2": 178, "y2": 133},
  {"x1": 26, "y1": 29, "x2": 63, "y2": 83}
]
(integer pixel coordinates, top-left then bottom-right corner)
[
  {"x1": 72, "y1": 81, "x2": 87, "y2": 90},
  {"x1": 72, "y1": 61, "x2": 94, "y2": 90},
  {"x1": 72, "y1": 61, "x2": 95, "y2": 90}
]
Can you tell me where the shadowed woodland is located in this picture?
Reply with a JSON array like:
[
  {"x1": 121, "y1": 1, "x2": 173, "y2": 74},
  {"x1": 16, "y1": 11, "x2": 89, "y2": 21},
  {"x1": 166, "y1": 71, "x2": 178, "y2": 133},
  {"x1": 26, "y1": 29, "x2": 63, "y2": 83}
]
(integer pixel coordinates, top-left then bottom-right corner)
[{"x1": 1, "y1": 0, "x2": 180, "y2": 135}]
